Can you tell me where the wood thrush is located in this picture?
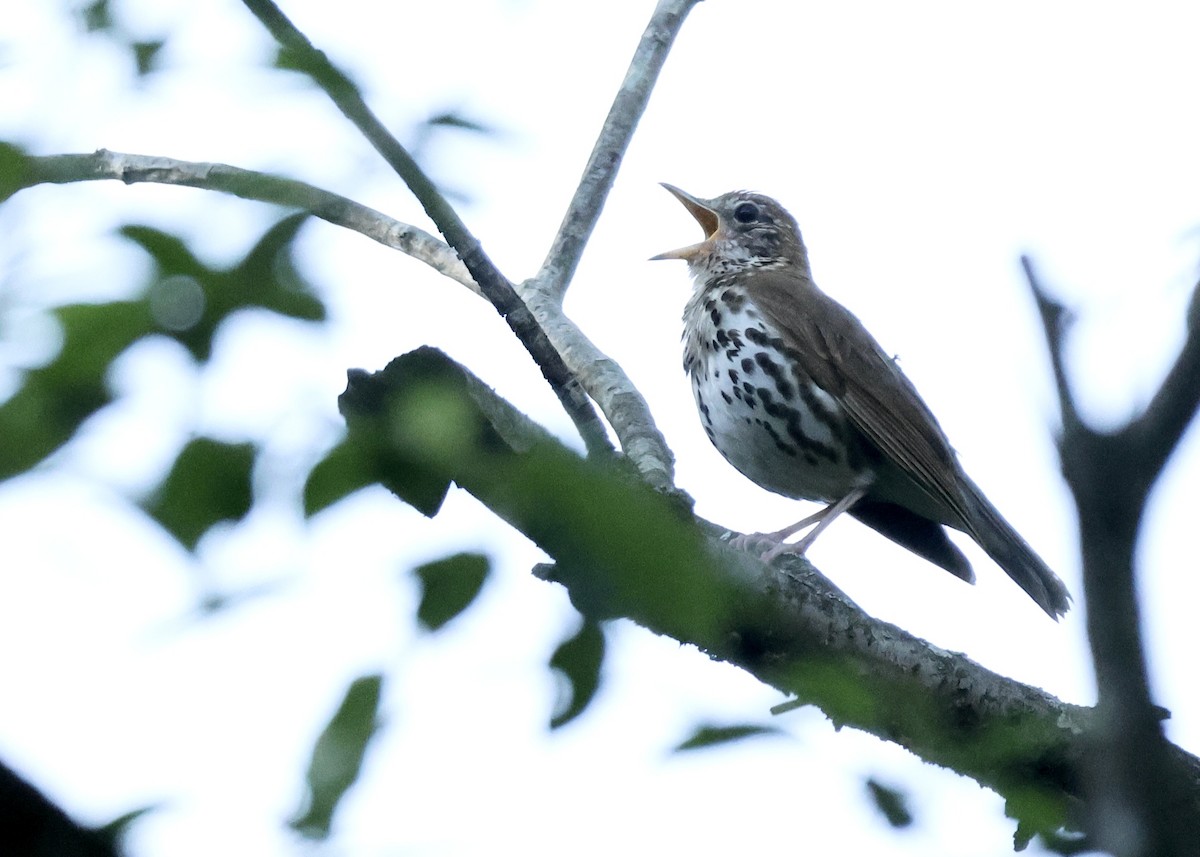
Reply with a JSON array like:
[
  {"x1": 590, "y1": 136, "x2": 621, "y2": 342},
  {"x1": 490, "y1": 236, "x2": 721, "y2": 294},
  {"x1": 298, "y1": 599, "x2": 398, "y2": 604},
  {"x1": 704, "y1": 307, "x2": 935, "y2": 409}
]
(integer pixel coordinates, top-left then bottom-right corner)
[{"x1": 652, "y1": 185, "x2": 1071, "y2": 618}]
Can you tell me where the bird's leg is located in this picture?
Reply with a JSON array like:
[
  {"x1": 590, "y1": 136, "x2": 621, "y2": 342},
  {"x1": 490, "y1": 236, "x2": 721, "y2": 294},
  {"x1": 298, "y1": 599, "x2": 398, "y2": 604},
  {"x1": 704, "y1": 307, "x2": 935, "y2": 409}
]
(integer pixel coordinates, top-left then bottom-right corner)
[
  {"x1": 766, "y1": 484, "x2": 869, "y2": 560},
  {"x1": 729, "y1": 510, "x2": 827, "y2": 553},
  {"x1": 733, "y1": 484, "x2": 870, "y2": 563}
]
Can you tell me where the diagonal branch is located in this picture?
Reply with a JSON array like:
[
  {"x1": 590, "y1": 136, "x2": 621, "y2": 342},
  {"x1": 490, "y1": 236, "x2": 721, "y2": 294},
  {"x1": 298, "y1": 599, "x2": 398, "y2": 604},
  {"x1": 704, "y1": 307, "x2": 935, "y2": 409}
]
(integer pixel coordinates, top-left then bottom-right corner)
[
  {"x1": 342, "y1": 345, "x2": 1200, "y2": 849},
  {"x1": 240, "y1": 0, "x2": 613, "y2": 459},
  {"x1": 535, "y1": 0, "x2": 702, "y2": 303},
  {"x1": 1123, "y1": 276, "x2": 1200, "y2": 480}
]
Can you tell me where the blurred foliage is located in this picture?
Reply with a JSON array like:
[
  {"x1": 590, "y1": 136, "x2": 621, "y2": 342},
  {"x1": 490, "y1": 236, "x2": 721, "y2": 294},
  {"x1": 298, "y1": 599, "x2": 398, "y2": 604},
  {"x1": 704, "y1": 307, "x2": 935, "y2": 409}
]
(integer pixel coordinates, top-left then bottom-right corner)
[
  {"x1": 77, "y1": 0, "x2": 113, "y2": 33},
  {"x1": 0, "y1": 211, "x2": 326, "y2": 544},
  {"x1": 1008, "y1": 787, "x2": 1086, "y2": 853},
  {"x1": 548, "y1": 618, "x2": 605, "y2": 729},
  {"x1": 673, "y1": 723, "x2": 783, "y2": 752},
  {"x1": 289, "y1": 674, "x2": 383, "y2": 840},
  {"x1": 96, "y1": 805, "x2": 160, "y2": 853},
  {"x1": 75, "y1": 0, "x2": 166, "y2": 76},
  {"x1": 141, "y1": 438, "x2": 256, "y2": 550},
  {"x1": 413, "y1": 552, "x2": 492, "y2": 632},
  {"x1": 0, "y1": 142, "x2": 31, "y2": 204},
  {"x1": 866, "y1": 778, "x2": 914, "y2": 829}
]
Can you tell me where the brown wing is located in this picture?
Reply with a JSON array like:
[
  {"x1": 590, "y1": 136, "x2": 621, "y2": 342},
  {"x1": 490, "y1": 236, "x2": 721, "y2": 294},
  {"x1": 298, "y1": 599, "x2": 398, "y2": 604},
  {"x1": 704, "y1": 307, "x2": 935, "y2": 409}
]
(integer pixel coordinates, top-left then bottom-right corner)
[{"x1": 744, "y1": 269, "x2": 974, "y2": 530}]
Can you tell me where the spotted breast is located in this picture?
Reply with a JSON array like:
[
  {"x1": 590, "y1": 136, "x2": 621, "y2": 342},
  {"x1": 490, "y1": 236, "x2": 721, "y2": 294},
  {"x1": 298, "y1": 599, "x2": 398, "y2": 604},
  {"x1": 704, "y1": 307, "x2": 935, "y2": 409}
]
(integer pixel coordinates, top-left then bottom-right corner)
[{"x1": 683, "y1": 280, "x2": 874, "y2": 503}]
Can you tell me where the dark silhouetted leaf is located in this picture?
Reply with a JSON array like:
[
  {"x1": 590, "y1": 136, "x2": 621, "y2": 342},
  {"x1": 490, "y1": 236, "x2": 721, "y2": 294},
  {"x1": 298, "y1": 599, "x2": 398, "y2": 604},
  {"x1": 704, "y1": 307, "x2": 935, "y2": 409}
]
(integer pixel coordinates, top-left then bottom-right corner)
[
  {"x1": 866, "y1": 778, "x2": 913, "y2": 829},
  {"x1": 132, "y1": 40, "x2": 165, "y2": 76},
  {"x1": 290, "y1": 674, "x2": 383, "y2": 840},
  {"x1": 0, "y1": 141, "x2": 32, "y2": 204},
  {"x1": 142, "y1": 437, "x2": 255, "y2": 550},
  {"x1": 549, "y1": 619, "x2": 605, "y2": 729},
  {"x1": 335, "y1": 366, "x2": 460, "y2": 517},
  {"x1": 674, "y1": 723, "x2": 782, "y2": 752},
  {"x1": 413, "y1": 552, "x2": 490, "y2": 632}
]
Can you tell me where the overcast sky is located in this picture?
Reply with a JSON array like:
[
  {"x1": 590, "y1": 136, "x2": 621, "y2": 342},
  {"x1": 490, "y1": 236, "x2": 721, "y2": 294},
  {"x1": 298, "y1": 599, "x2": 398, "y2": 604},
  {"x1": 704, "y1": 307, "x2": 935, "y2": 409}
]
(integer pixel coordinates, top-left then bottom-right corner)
[{"x1": 3, "y1": 1, "x2": 1200, "y2": 855}]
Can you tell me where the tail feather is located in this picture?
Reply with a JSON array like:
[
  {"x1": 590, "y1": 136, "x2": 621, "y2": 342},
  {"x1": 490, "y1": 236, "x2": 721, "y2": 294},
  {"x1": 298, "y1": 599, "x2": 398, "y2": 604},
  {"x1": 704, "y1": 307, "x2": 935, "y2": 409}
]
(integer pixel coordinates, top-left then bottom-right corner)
[
  {"x1": 850, "y1": 498, "x2": 975, "y2": 584},
  {"x1": 961, "y1": 477, "x2": 1072, "y2": 619}
]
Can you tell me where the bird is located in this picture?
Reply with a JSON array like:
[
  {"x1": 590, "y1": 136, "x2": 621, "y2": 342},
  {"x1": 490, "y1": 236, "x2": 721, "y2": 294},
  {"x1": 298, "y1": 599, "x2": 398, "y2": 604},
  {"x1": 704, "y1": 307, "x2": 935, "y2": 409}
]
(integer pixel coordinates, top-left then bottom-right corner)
[{"x1": 651, "y1": 184, "x2": 1071, "y2": 618}]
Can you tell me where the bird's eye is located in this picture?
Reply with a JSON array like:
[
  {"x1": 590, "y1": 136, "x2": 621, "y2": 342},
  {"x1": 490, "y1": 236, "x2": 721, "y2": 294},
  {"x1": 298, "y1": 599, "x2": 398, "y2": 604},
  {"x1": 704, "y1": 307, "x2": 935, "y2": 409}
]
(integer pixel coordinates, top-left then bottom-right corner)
[{"x1": 733, "y1": 201, "x2": 759, "y2": 224}]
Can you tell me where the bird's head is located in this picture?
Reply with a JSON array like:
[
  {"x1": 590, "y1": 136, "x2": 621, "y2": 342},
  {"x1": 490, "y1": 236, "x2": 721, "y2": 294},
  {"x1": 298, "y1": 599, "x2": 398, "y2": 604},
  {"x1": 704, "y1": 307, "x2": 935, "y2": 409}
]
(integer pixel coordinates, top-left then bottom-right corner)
[{"x1": 651, "y1": 185, "x2": 809, "y2": 277}]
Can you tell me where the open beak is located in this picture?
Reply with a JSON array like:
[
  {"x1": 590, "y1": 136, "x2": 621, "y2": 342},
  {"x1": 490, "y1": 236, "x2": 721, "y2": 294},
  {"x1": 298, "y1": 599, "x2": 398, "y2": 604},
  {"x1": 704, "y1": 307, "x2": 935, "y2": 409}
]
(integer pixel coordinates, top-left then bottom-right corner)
[{"x1": 650, "y1": 183, "x2": 721, "y2": 261}]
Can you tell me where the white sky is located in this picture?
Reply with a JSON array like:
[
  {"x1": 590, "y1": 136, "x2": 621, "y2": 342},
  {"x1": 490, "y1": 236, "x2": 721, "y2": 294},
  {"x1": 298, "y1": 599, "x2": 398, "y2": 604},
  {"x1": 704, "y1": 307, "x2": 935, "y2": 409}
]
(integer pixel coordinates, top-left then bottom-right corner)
[{"x1": 2, "y1": 1, "x2": 1199, "y2": 855}]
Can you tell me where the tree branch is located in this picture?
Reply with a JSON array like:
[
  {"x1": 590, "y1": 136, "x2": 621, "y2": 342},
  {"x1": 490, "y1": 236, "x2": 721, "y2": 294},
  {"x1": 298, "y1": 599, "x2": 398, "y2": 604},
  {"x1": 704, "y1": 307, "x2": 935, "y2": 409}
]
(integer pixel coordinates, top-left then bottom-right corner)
[
  {"x1": 23, "y1": 150, "x2": 478, "y2": 292},
  {"x1": 15, "y1": 148, "x2": 679, "y2": 487},
  {"x1": 341, "y1": 346, "x2": 1200, "y2": 850},
  {"x1": 534, "y1": 0, "x2": 702, "y2": 302},
  {"x1": 1023, "y1": 256, "x2": 1200, "y2": 855},
  {"x1": 239, "y1": 0, "x2": 614, "y2": 459}
]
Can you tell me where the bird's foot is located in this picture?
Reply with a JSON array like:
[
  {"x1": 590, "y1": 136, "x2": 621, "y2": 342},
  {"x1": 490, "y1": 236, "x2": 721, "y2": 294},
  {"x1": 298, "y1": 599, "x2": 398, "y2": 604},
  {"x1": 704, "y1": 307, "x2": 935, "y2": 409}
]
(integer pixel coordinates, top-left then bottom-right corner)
[{"x1": 725, "y1": 531, "x2": 814, "y2": 563}]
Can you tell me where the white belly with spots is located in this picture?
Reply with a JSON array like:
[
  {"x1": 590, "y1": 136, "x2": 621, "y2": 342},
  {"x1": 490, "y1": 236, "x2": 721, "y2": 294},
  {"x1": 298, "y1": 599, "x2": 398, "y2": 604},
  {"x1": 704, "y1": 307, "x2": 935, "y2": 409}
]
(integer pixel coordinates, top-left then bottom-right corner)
[{"x1": 683, "y1": 287, "x2": 867, "y2": 503}]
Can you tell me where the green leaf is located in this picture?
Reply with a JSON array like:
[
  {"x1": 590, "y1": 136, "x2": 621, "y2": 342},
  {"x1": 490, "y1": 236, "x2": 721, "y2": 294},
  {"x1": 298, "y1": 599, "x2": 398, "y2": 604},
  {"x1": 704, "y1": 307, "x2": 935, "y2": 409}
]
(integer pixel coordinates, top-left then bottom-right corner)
[
  {"x1": 548, "y1": 619, "x2": 605, "y2": 729},
  {"x1": 119, "y1": 224, "x2": 210, "y2": 280},
  {"x1": 303, "y1": 437, "x2": 376, "y2": 516},
  {"x1": 96, "y1": 804, "x2": 160, "y2": 849},
  {"x1": 413, "y1": 552, "x2": 491, "y2": 632},
  {"x1": 224, "y1": 212, "x2": 325, "y2": 323},
  {"x1": 0, "y1": 141, "x2": 32, "y2": 205},
  {"x1": 0, "y1": 373, "x2": 108, "y2": 482},
  {"x1": 132, "y1": 40, "x2": 165, "y2": 76},
  {"x1": 121, "y1": 215, "x2": 325, "y2": 362},
  {"x1": 424, "y1": 111, "x2": 495, "y2": 136},
  {"x1": 335, "y1": 366, "x2": 456, "y2": 517},
  {"x1": 865, "y1": 778, "x2": 914, "y2": 829},
  {"x1": 290, "y1": 674, "x2": 383, "y2": 840},
  {"x1": 1006, "y1": 786, "x2": 1077, "y2": 851},
  {"x1": 0, "y1": 300, "x2": 154, "y2": 481},
  {"x1": 142, "y1": 437, "x2": 255, "y2": 550},
  {"x1": 78, "y1": 0, "x2": 113, "y2": 33},
  {"x1": 673, "y1": 723, "x2": 782, "y2": 752}
]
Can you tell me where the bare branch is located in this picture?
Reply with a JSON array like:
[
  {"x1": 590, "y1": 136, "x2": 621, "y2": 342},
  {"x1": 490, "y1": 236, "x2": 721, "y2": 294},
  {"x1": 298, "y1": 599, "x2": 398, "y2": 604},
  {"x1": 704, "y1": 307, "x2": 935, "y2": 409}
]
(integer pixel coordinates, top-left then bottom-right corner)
[
  {"x1": 521, "y1": 289, "x2": 677, "y2": 489},
  {"x1": 24, "y1": 150, "x2": 478, "y2": 292},
  {"x1": 1023, "y1": 257, "x2": 1200, "y2": 855},
  {"x1": 1021, "y1": 256, "x2": 1083, "y2": 438},
  {"x1": 240, "y1": 0, "x2": 614, "y2": 459},
  {"x1": 535, "y1": 0, "x2": 703, "y2": 302},
  {"x1": 1123, "y1": 276, "x2": 1200, "y2": 480}
]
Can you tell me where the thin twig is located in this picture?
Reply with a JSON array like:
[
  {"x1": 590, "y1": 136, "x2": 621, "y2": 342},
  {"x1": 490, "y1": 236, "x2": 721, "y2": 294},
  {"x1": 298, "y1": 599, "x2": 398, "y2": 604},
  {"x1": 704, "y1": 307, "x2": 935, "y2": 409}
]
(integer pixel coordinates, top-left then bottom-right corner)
[
  {"x1": 1021, "y1": 256, "x2": 1082, "y2": 437},
  {"x1": 239, "y1": 0, "x2": 614, "y2": 459},
  {"x1": 1122, "y1": 275, "x2": 1200, "y2": 480},
  {"x1": 535, "y1": 0, "x2": 703, "y2": 303},
  {"x1": 26, "y1": 151, "x2": 478, "y2": 292}
]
